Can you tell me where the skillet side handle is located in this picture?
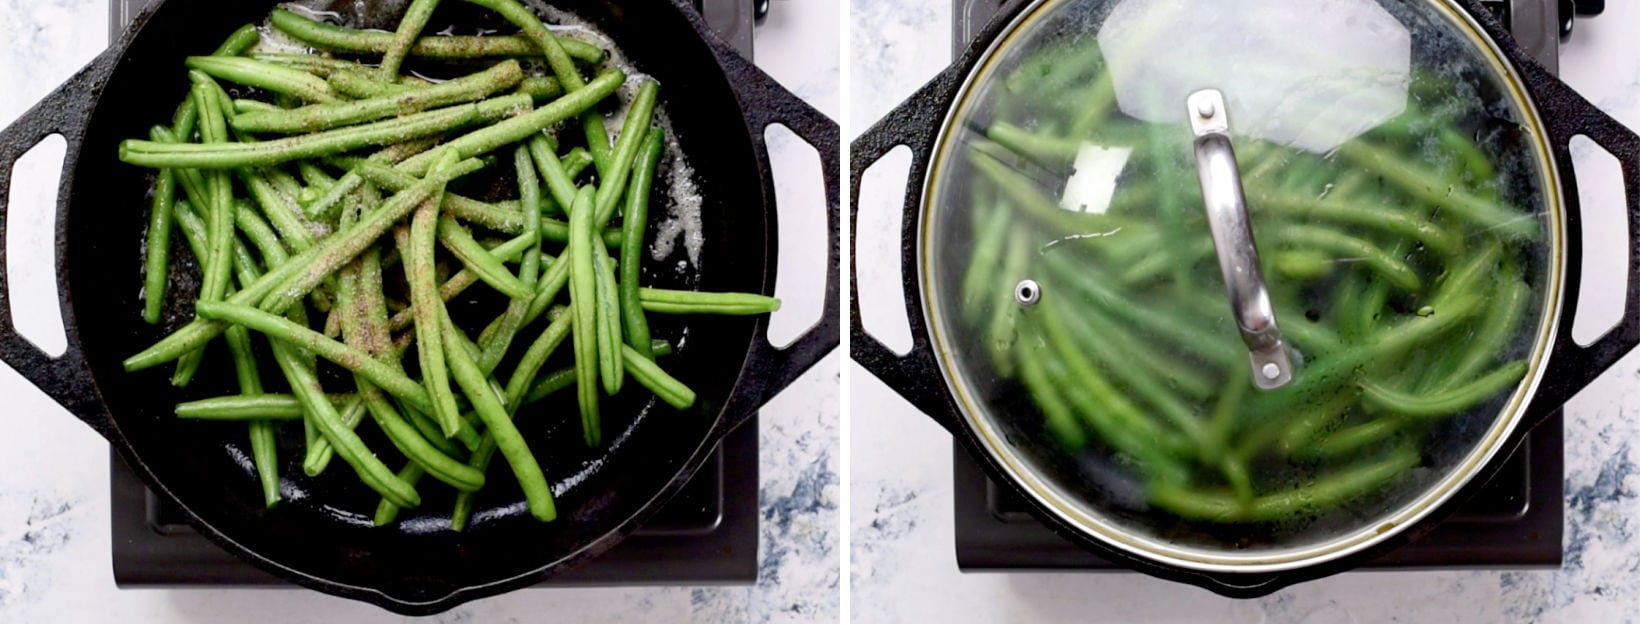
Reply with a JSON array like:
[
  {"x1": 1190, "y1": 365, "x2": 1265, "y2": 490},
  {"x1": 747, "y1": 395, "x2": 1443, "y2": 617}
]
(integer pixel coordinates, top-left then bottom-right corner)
[
  {"x1": 0, "y1": 49, "x2": 122, "y2": 440},
  {"x1": 713, "y1": 51, "x2": 842, "y2": 422},
  {"x1": 1514, "y1": 58, "x2": 1640, "y2": 412},
  {"x1": 849, "y1": 68, "x2": 970, "y2": 433}
]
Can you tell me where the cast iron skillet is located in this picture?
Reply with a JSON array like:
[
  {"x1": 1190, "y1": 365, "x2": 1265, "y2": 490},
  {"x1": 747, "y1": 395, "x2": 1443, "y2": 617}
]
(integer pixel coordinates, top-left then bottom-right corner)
[
  {"x1": 0, "y1": 0, "x2": 838, "y2": 615},
  {"x1": 852, "y1": 0, "x2": 1640, "y2": 598}
]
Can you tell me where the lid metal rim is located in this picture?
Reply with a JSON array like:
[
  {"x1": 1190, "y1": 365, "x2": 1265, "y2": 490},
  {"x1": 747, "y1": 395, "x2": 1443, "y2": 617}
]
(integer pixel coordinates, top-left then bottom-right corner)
[{"x1": 916, "y1": 0, "x2": 1567, "y2": 574}]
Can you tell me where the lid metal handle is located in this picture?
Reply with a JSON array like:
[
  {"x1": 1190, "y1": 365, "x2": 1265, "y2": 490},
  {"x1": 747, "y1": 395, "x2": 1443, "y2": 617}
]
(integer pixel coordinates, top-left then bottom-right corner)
[{"x1": 1187, "y1": 89, "x2": 1292, "y2": 390}]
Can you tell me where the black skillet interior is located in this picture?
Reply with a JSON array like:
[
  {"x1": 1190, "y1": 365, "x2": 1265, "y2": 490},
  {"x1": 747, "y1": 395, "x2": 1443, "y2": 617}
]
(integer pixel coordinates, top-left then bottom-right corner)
[{"x1": 71, "y1": 0, "x2": 773, "y2": 611}]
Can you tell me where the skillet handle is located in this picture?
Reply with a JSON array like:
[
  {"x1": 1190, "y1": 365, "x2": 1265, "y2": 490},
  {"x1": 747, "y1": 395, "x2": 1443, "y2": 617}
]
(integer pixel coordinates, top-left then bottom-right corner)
[
  {"x1": 0, "y1": 49, "x2": 122, "y2": 440},
  {"x1": 713, "y1": 52, "x2": 841, "y2": 419},
  {"x1": 849, "y1": 66, "x2": 969, "y2": 432},
  {"x1": 1512, "y1": 57, "x2": 1640, "y2": 413}
]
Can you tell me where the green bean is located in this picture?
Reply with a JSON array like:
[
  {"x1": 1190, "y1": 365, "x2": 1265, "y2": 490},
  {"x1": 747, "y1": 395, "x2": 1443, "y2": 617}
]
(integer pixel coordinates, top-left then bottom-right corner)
[
  {"x1": 1437, "y1": 268, "x2": 1529, "y2": 390},
  {"x1": 1251, "y1": 188, "x2": 1460, "y2": 257},
  {"x1": 458, "y1": 0, "x2": 616, "y2": 174},
  {"x1": 142, "y1": 132, "x2": 177, "y2": 324},
  {"x1": 1038, "y1": 300, "x2": 1198, "y2": 453},
  {"x1": 1048, "y1": 361, "x2": 1192, "y2": 485},
  {"x1": 474, "y1": 146, "x2": 546, "y2": 373},
  {"x1": 1013, "y1": 326, "x2": 1087, "y2": 451},
  {"x1": 453, "y1": 308, "x2": 575, "y2": 530},
  {"x1": 1148, "y1": 446, "x2": 1420, "y2": 522},
  {"x1": 1067, "y1": 71, "x2": 1117, "y2": 140},
  {"x1": 592, "y1": 81, "x2": 660, "y2": 226},
  {"x1": 1246, "y1": 296, "x2": 1484, "y2": 450},
  {"x1": 327, "y1": 69, "x2": 414, "y2": 99},
  {"x1": 209, "y1": 202, "x2": 277, "y2": 508},
  {"x1": 637, "y1": 288, "x2": 781, "y2": 315},
  {"x1": 405, "y1": 160, "x2": 465, "y2": 437},
  {"x1": 234, "y1": 206, "x2": 289, "y2": 273},
  {"x1": 351, "y1": 160, "x2": 527, "y2": 234},
  {"x1": 252, "y1": 155, "x2": 485, "y2": 315},
  {"x1": 234, "y1": 61, "x2": 525, "y2": 134},
  {"x1": 1040, "y1": 254, "x2": 1244, "y2": 368},
  {"x1": 560, "y1": 146, "x2": 593, "y2": 182},
  {"x1": 1266, "y1": 225, "x2": 1421, "y2": 291},
  {"x1": 503, "y1": 309, "x2": 575, "y2": 409},
  {"x1": 173, "y1": 73, "x2": 237, "y2": 387},
  {"x1": 618, "y1": 129, "x2": 663, "y2": 358},
  {"x1": 522, "y1": 367, "x2": 577, "y2": 405},
  {"x1": 185, "y1": 56, "x2": 343, "y2": 104},
  {"x1": 302, "y1": 139, "x2": 439, "y2": 222},
  {"x1": 255, "y1": 54, "x2": 377, "y2": 78},
  {"x1": 592, "y1": 236, "x2": 625, "y2": 395},
  {"x1": 1052, "y1": 301, "x2": 1207, "y2": 440},
  {"x1": 408, "y1": 402, "x2": 475, "y2": 454},
  {"x1": 238, "y1": 169, "x2": 318, "y2": 252},
  {"x1": 332, "y1": 250, "x2": 479, "y2": 491},
  {"x1": 387, "y1": 235, "x2": 538, "y2": 332},
  {"x1": 438, "y1": 309, "x2": 556, "y2": 521},
  {"x1": 1202, "y1": 376, "x2": 1248, "y2": 466},
  {"x1": 171, "y1": 201, "x2": 259, "y2": 296},
  {"x1": 193, "y1": 301, "x2": 437, "y2": 414},
  {"x1": 1337, "y1": 140, "x2": 1537, "y2": 239},
  {"x1": 1428, "y1": 241, "x2": 1502, "y2": 311},
  {"x1": 518, "y1": 341, "x2": 672, "y2": 407},
  {"x1": 379, "y1": 0, "x2": 442, "y2": 80},
  {"x1": 395, "y1": 70, "x2": 624, "y2": 177},
  {"x1": 966, "y1": 146, "x2": 1141, "y2": 236},
  {"x1": 120, "y1": 94, "x2": 533, "y2": 170},
  {"x1": 177, "y1": 395, "x2": 310, "y2": 420},
  {"x1": 528, "y1": 135, "x2": 577, "y2": 215},
  {"x1": 248, "y1": 419, "x2": 280, "y2": 508},
  {"x1": 1362, "y1": 360, "x2": 1528, "y2": 418},
  {"x1": 359, "y1": 383, "x2": 485, "y2": 491},
  {"x1": 1062, "y1": 300, "x2": 1217, "y2": 401},
  {"x1": 988, "y1": 122, "x2": 1080, "y2": 165},
  {"x1": 568, "y1": 186, "x2": 603, "y2": 446},
  {"x1": 1283, "y1": 314, "x2": 1347, "y2": 356},
  {"x1": 514, "y1": 142, "x2": 543, "y2": 291},
  {"x1": 1441, "y1": 125, "x2": 1496, "y2": 184},
  {"x1": 621, "y1": 344, "x2": 695, "y2": 409},
  {"x1": 123, "y1": 155, "x2": 478, "y2": 371},
  {"x1": 1301, "y1": 418, "x2": 1410, "y2": 462},
  {"x1": 269, "y1": 8, "x2": 605, "y2": 63},
  {"x1": 297, "y1": 161, "x2": 337, "y2": 192},
  {"x1": 270, "y1": 343, "x2": 420, "y2": 507},
  {"x1": 1267, "y1": 387, "x2": 1358, "y2": 459},
  {"x1": 437, "y1": 216, "x2": 531, "y2": 299},
  {"x1": 540, "y1": 218, "x2": 624, "y2": 247},
  {"x1": 302, "y1": 395, "x2": 370, "y2": 477},
  {"x1": 960, "y1": 201, "x2": 1011, "y2": 322},
  {"x1": 517, "y1": 76, "x2": 562, "y2": 101},
  {"x1": 215, "y1": 23, "x2": 262, "y2": 57},
  {"x1": 374, "y1": 463, "x2": 427, "y2": 526},
  {"x1": 1271, "y1": 249, "x2": 1334, "y2": 282}
]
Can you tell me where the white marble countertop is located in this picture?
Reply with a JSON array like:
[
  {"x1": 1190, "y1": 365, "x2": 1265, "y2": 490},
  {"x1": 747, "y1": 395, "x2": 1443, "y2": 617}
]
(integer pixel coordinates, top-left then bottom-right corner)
[
  {"x1": 0, "y1": 1, "x2": 838, "y2": 622},
  {"x1": 850, "y1": 1, "x2": 1640, "y2": 622}
]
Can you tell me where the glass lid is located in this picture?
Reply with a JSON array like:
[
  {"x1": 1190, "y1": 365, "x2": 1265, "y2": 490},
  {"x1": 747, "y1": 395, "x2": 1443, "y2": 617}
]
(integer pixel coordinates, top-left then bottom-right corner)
[{"x1": 922, "y1": 0, "x2": 1561, "y2": 567}]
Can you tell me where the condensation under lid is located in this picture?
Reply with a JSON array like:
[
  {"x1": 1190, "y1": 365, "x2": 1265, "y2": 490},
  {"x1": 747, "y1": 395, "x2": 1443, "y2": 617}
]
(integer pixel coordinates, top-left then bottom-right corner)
[{"x1": 919, "y1": 0, "x2": 1563, "y2": 568}]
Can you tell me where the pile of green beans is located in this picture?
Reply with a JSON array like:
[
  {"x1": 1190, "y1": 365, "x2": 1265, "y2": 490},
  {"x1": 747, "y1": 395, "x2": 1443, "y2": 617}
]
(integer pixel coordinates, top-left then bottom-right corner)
[
  {"x1": 956, "y1": 38, "x2": 1542, "y2": 527},
  {"x1": 127, "y1": 2, "x2": 779, "y2": 529}
]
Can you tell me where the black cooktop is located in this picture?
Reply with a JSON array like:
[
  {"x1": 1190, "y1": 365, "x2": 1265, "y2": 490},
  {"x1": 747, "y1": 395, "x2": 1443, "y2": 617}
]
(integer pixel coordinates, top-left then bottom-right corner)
[
  {"x1": 107, "y1": 0, "x2": 763, "y2": 588},
  {"x1": 949, "y1": 0, "x2": 1567, "y2": 573}
]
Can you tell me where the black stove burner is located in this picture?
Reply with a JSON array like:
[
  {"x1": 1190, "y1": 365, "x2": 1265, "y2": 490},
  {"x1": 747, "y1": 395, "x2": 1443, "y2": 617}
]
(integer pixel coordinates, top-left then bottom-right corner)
[
  {"x1": 106, "y1": 0, "x2": 763, "y2": 588},
  {"x1": 949, "y1": 0, "x2": 1566, "y2": 573}
]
